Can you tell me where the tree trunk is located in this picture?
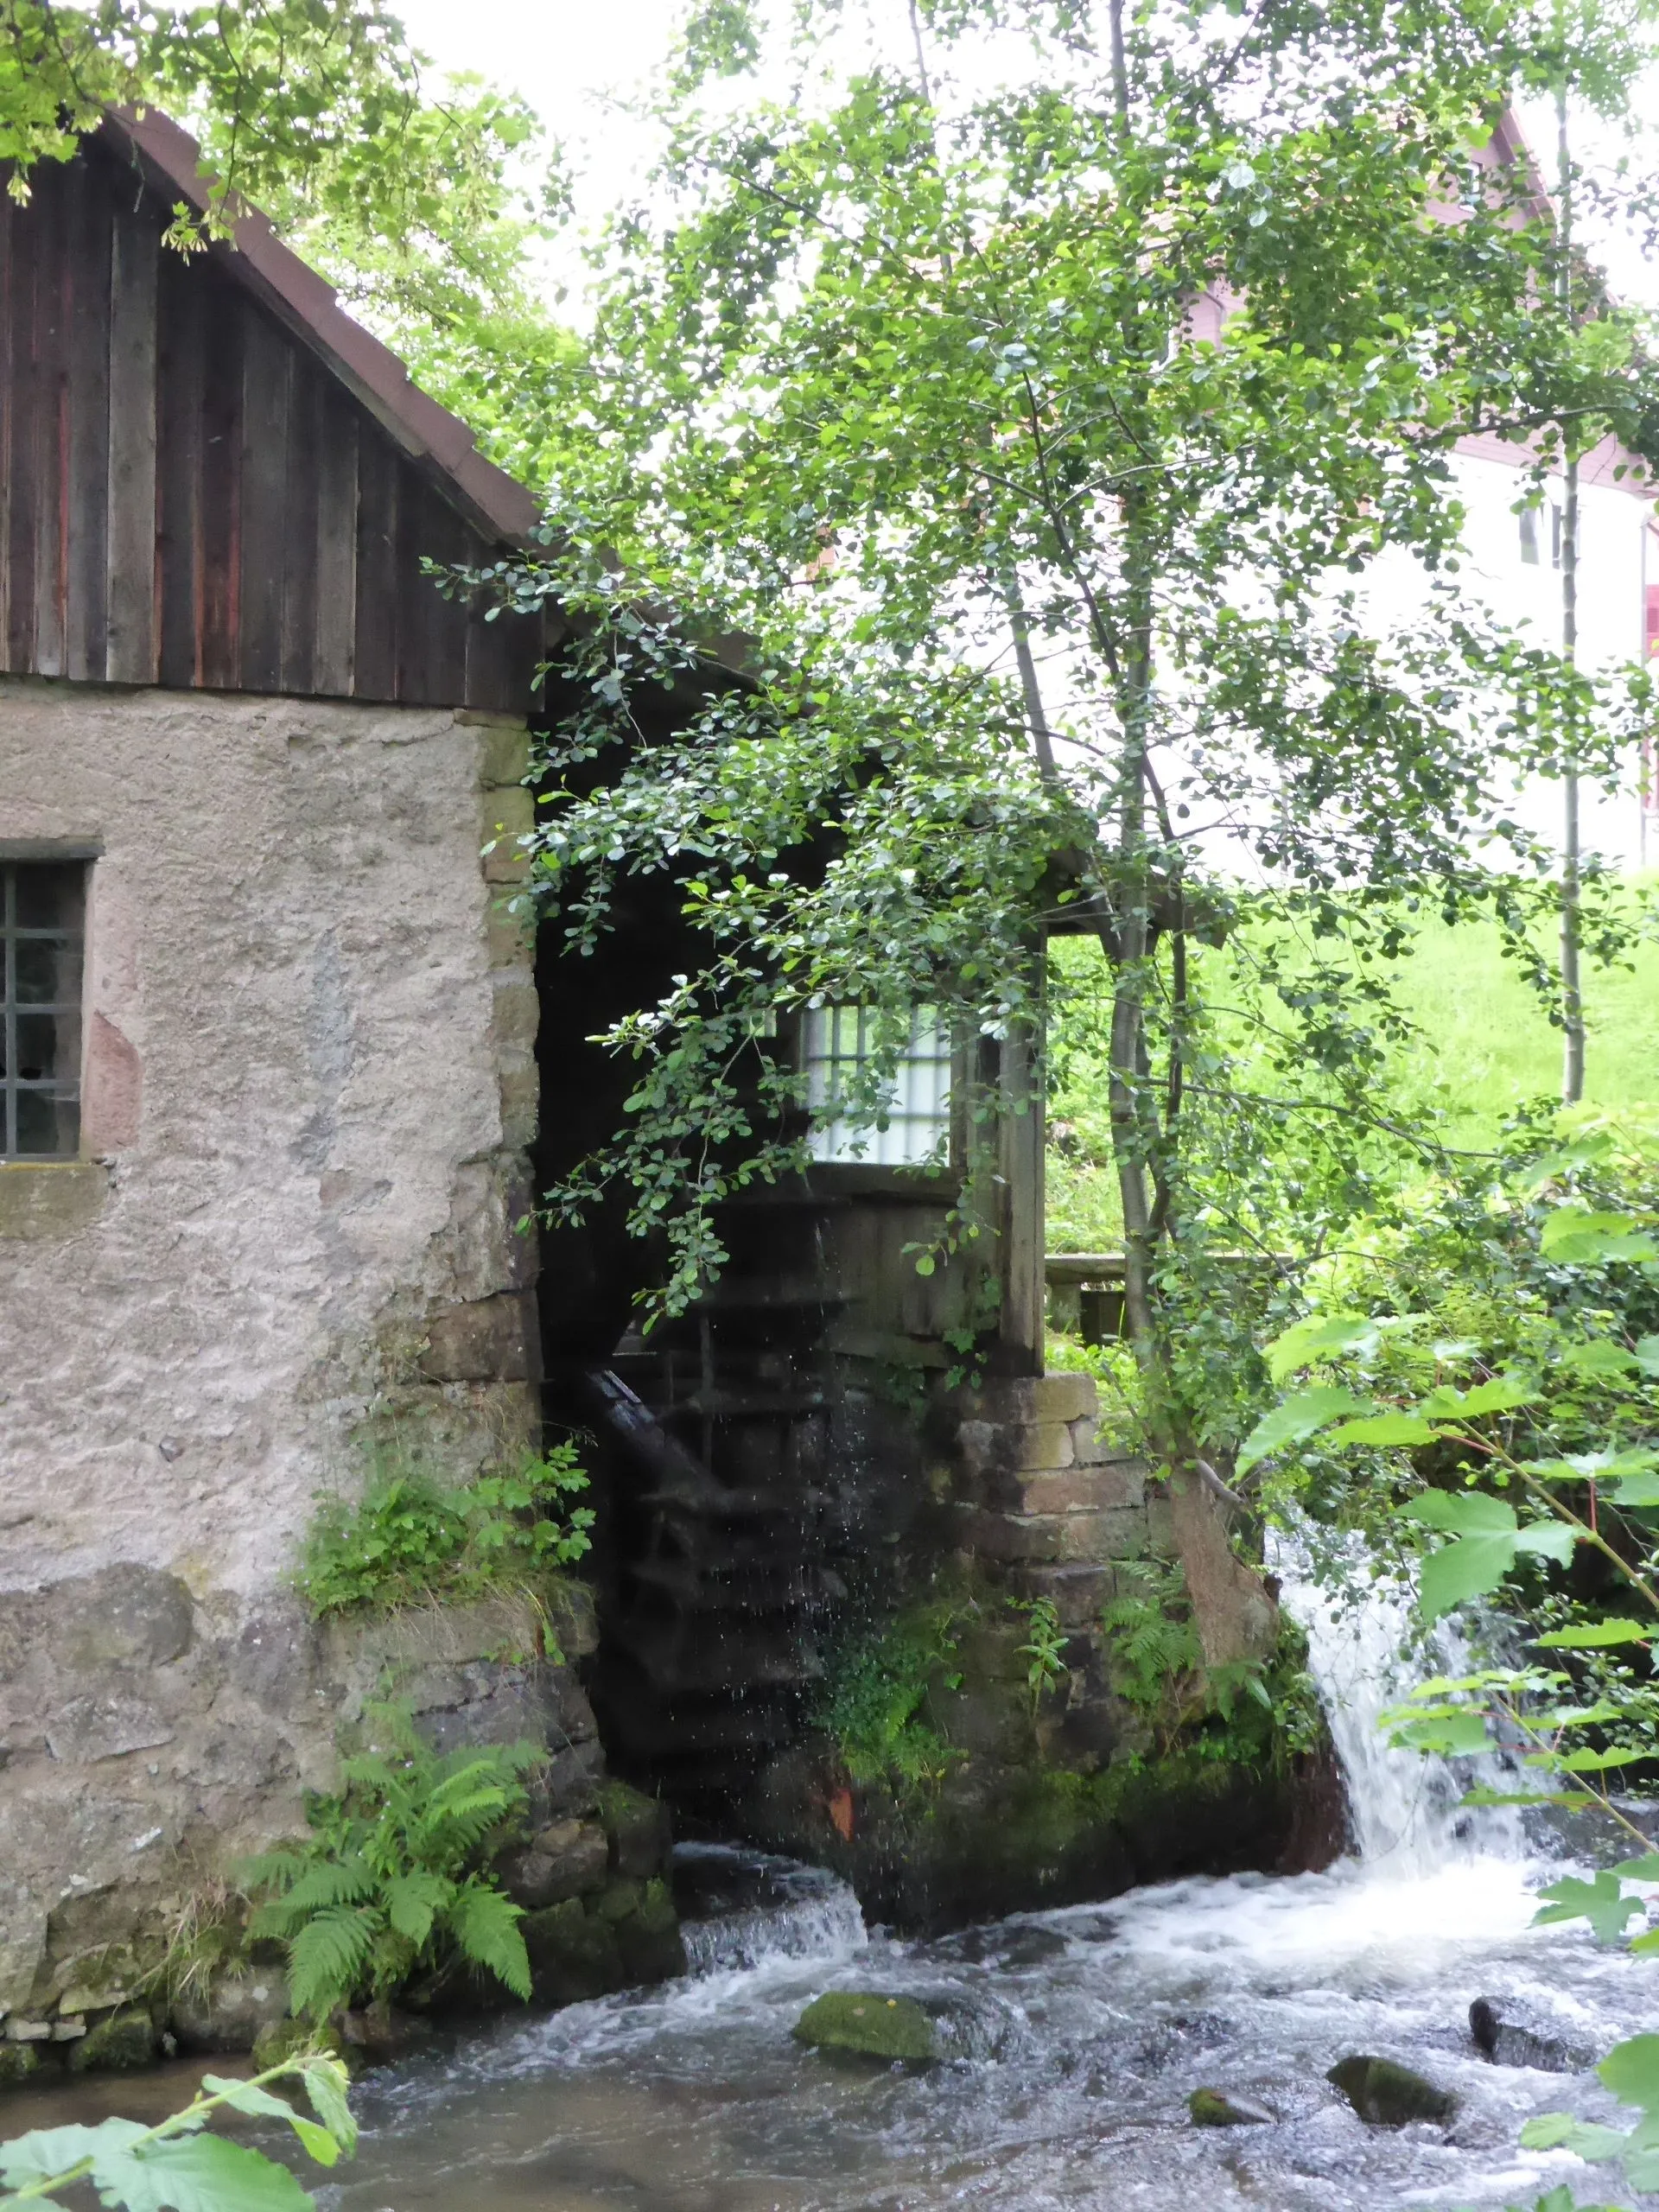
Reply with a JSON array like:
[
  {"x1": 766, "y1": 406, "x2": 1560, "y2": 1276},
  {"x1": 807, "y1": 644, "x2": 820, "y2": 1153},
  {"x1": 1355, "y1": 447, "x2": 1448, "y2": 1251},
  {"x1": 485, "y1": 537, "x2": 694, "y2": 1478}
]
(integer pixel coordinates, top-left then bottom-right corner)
[
  {"x1": 1556, "y1": 85, "x2": 1586, "y2": 1107},
  {"x1": 1165, "y1": 1468, "x2": 1281, "y2": 1669}
]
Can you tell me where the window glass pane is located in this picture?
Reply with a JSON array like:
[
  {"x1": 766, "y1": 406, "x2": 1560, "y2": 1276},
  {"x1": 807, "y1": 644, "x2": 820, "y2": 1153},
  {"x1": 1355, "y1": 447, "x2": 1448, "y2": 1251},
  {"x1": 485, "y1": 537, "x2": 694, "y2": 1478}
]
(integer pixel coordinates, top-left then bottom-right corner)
[
  {"x1": 14, "y1": 938, "x2": 73, "y2": 1002},
  {"x1": 14, "y1": 863, "x2": 83, "y2": 931},
  {"x1": 15, "y1": 1012, "x2": 61, "y2": 1080},
  {"x1": 3, "y1": 860, "x2": 85, "y2": 1160},
  {"x1": 15, "y1": 1089, "x2": 77, "y2": 1154},
  {"x1": 803, "y1": 1005, "x2": 952, "y2": 1166}
]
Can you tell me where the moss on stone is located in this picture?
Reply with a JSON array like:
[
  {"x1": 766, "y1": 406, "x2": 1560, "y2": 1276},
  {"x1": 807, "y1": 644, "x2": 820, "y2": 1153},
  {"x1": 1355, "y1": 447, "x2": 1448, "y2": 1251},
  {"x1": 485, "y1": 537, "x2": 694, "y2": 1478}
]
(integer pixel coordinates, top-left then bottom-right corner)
[
  {"x1": 1327, "y1": 2054, "x2": 1456, "y2": 2127},
  {"x1": 1188, "y1": 2087, "x2": 1272, "y2": 2126},
  {"x1": 0, "y1": 2043, "x2": 43, "y2": 2088},
  {"x1": 597, "y1": 1783, "x2": 671, "y2": 1879},
  {"x1": 67, "y1": 2009, "x2": 156, "y2": 2074},
  {"x1": 610, "y1": 1877, "x2": 687, "y2": 1986},
  {"x1": 593, "y1": 1878, "x2": 645, "y2": 1923},
  {"x1": 521, "y1": 1897, "x2": 626, "y2": 2006},
  {"x1": 792, "y1": 1992, "x2": 937, "y2": 2063}
]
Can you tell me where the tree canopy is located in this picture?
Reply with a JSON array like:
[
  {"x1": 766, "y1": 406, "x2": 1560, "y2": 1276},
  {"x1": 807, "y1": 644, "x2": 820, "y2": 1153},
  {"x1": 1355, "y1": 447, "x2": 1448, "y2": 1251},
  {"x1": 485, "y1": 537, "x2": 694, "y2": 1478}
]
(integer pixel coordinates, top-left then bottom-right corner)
[{"x1": 456, "y1": 0, "x2": 1659, "y2": 1657}]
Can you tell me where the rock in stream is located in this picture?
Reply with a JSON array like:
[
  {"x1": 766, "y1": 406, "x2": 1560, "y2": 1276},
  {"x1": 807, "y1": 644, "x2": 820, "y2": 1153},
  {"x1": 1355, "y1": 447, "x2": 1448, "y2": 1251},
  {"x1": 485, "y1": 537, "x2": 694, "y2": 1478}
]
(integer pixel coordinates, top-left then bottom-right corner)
[
  {"x1": 1327, "y1": 2054, "x2": 1458, "y2": 2127},
  {"x1": 793, "y1": 1992, "x2": 938, "y2": 2063}
]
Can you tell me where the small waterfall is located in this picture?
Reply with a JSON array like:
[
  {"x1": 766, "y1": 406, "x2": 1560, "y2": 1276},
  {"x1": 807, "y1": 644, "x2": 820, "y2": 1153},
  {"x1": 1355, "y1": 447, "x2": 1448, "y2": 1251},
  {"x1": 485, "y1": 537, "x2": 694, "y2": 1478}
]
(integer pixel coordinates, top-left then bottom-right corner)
[
  {"x1": 1274, "y1": 1530, "x2": 1526, "y2": 1873},
  {"x1": 675, "y1": 1844, "x2": 868, "y2": 1975}
]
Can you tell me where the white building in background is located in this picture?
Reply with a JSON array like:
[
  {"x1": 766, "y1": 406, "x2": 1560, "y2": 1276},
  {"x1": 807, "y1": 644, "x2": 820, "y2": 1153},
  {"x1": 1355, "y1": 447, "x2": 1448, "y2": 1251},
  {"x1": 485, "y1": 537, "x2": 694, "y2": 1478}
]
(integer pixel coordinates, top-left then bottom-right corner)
[{"x1": 1445, "y1": 434, "x2": 1659, "y2": 870}]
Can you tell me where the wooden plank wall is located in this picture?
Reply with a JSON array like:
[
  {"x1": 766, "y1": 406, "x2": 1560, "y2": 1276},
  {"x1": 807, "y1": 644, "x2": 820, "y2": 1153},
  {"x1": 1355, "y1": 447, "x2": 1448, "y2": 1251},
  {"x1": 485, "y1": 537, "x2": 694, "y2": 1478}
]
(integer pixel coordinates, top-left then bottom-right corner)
[{"x1": 0, "y1": 143, "x2": 543, "y2": 711}]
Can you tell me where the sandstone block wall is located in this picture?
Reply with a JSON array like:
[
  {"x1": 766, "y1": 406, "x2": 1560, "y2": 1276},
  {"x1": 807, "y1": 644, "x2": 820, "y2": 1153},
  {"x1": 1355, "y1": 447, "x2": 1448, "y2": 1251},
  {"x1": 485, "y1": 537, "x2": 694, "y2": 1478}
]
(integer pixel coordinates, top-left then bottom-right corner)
[{"x1": 0, "y1": 675, "x2": 550, "y2": 2022}]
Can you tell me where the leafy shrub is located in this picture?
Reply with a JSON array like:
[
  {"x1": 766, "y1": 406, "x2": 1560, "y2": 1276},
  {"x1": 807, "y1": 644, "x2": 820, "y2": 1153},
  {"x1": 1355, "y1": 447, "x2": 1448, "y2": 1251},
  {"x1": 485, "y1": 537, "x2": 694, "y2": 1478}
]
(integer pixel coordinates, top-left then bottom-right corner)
[
  {"x1": 242, "y1": 1702, "x2": 536, "y2": 2019},
  {"x1": 0, "y1": 2050, "x2": 353, "y2": 2211},
  {"x1": 819, "y1": 1600, "x2": 965, "y2": 1793},
  {"x1": 1014, "y1": 1596, "x2": 1070, "y2": 1719},
  {"x1": 298, "y1": 1442, "x2": 594, "y2": 1621}
]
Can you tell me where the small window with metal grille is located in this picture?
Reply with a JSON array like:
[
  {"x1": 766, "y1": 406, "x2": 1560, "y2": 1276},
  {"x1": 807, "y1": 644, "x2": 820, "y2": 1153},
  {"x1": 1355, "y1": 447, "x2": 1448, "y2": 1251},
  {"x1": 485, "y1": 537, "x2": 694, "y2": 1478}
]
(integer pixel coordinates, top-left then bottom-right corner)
[
  {"x1": 802, "y1": 1005, "x2": 954, "y2": 1166},
  {"x1": 2, "y1": 861, "x2": 86, "y2": 1160}
]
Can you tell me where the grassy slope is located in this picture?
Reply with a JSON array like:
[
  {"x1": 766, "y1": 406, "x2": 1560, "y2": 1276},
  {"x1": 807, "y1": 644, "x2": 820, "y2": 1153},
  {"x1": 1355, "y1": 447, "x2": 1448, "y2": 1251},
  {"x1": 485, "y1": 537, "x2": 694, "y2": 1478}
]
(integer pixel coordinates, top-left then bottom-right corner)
[
  {"x1": 1045, "y1": 900, "x2": 1659, "y2": 1252},
  {"x1": 1370, "y1": 910, "x2": 1659, "y2": 1146}
]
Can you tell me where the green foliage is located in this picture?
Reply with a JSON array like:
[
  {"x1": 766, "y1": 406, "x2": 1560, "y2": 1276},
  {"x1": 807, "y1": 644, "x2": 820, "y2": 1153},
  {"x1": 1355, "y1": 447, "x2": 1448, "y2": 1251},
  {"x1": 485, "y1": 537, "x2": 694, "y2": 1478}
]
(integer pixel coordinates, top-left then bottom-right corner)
[
  {"x1": 1098, "y1": 1562, "x2": 1319, "y2": 1759},
  {"x1": 1245, "y1": 1115, "x2": 1659, "y2": 1593},
  {"x1": 463, "y1": 0, "x2": 1659, "y2": 1370},
  {"x1": 242, "y1": 1703, "x2": 536, "y2": 2019},
  {"x1": 0, "y1": 0, "x2": 541, "y2": 268},
  {"x1": 1259, "y1": 1120, "x2": 1659, "y2": 2206},
  {"x1": 0, "y1": 2053, "x2": 353, "y2": 2210},
  {"x1": 1014, "y1": 1598, "x2": 1070, "y2": 1720},
  {"x1": 1101, "y1": 1561, "x2": 1205, "y2": 1719},
  {"x1": 818, "y1": 1601, "x2": 965, "y2": 1794},
  {"x1": 297, "y1": 1442, "x2": 593, "y2": 1629}
]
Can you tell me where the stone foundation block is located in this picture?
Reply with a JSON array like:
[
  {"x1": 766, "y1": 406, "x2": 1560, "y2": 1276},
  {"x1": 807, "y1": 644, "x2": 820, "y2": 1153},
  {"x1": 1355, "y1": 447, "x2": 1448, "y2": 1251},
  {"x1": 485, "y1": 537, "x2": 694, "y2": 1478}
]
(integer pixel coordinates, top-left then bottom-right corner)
[
  {"x1": 955, "y1": 1505, "x2": 1150, "y2": 1565},
  {"x1": 499, "y1": 1057, "x2": 539, "y2": 1149},
  {"x1": 1008, "y1": 1562, "x2": 1119, "y2": 1626},
  {"x1": 490, "y1": 971, "x2": 540, "y2": 1053},
  {"x1": 0, "y1": 1160, "x2": 109, "y2": 1242},
  {"x1": 472, "y1": 720, "x2": 533, "y2": 789},
  {"x1": 958, "y1": 1420, "x2": 1076, "y2": 1475},
  {"x1": 419, "y1": 1291, "x2": 537, "y2": 1382},
  {"x1": 1069, "y1": 1419, "x2": 1138, "y2": 1467},
  {"x1": 954, "y1": 1373, "x2": 1098, "y2": 1426},
  {"x1": 1015, "y1": 1465, "x2": 1145, "y2": 1516},
  {"x1": 481, "y1": 784, "x2": 535, "y2": 847},
  {"x1": 486, "y1": 899, "x2": 532, "y2": 968}
]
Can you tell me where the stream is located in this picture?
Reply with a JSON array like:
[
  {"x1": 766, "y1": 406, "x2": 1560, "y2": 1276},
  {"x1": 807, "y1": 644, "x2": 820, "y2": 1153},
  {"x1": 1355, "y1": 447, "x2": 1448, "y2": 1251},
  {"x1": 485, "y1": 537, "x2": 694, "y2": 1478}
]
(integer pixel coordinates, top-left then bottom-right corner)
[{"x1": 306, "y1": 1562, "x2": 1659, "y2": 2212}]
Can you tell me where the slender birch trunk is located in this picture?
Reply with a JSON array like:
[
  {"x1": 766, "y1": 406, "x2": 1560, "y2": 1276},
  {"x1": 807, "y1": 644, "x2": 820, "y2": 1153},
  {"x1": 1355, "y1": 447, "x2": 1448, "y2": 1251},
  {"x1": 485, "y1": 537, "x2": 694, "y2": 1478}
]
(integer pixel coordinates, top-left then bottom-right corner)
[{"x1": 1556, "y1": 83, "x2": 1586, "y2": 1105}]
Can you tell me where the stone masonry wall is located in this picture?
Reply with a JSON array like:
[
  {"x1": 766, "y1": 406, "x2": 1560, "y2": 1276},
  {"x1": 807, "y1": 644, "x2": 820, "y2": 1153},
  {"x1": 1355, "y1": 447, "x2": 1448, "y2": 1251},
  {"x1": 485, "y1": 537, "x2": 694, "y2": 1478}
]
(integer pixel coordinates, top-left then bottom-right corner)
[
  {"x1": 0, "y1": 676, "x2": 551, "y2": 2028},
  {"x1": 949, "y1": 1370, "x2": 1168, "y2": 1619}
]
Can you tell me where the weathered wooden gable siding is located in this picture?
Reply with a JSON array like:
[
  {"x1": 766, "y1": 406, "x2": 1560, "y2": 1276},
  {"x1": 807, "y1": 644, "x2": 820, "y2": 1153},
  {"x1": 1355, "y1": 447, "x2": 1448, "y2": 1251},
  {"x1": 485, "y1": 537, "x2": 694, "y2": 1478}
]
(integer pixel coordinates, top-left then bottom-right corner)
[{"x1": 0, "y1": 142, "x2": 541, "y2": 710}]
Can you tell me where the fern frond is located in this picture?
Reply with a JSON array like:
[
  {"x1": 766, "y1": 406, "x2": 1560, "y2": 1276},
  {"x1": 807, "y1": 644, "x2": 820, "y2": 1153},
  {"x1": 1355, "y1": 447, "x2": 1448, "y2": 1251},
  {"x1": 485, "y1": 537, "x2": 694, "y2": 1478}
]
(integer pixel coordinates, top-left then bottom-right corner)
[
  {"x1": 287, "y1": 1905, "x2": 381, "y2": 2018},
  {"x1": 237, "y1": 1849, "x2": 311, "y2": 1897},
  {"x1": 446, "y1": 1882, "x2": 531, "y2": 2000},
  {"x1": 383, "y1": 1870, "x2": 452, "y2": 1949},
  {"x1": 276, "y1": 1855, "x2": 378, "y2": 1917}
]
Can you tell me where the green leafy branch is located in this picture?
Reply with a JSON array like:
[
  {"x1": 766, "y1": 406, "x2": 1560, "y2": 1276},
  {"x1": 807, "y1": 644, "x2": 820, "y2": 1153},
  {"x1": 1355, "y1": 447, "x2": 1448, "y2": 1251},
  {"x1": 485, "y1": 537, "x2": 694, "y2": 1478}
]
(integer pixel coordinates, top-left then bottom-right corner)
[
  {"x1": 1014, "y1": 1597, "x2": 1070, "y2": 1722},
  {"x1": 0, "y1": 2051, "x2": 354, "y2": 2211}
]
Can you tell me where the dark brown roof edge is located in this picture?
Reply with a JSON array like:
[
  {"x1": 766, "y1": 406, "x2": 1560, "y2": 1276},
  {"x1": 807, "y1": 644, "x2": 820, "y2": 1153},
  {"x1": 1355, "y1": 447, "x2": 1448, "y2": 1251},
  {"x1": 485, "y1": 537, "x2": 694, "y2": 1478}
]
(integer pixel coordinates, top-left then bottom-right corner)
[{"x1": 100, "y1": 105, "x2": 542, "y2": 548}]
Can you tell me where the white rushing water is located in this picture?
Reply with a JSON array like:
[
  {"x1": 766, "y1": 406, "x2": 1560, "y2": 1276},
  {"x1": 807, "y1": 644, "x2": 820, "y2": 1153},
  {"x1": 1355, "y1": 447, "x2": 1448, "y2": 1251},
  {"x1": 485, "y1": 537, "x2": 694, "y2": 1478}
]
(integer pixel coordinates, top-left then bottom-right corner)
[
  {"x1": 1277, "y1": 1530, "x2": 1526, "y2": 1874},
  {"x1": 316, "y1": 1552, "x2": 1659, "y2": 2212}
]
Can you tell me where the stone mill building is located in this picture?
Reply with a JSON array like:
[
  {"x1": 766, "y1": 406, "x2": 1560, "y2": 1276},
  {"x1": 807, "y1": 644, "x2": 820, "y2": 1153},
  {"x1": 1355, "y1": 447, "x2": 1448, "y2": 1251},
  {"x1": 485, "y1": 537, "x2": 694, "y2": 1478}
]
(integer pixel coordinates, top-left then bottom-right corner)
[{"x1": 0, "y1": 109, "x2": 1315, "y2": 2054}]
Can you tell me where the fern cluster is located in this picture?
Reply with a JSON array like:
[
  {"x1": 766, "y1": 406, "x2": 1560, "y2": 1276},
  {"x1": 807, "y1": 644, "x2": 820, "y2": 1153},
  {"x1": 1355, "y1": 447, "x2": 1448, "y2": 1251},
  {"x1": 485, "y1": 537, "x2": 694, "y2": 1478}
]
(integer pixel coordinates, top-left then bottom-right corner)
[
  {"x1": 298, "y1": 1443, "x2": 594, "y2": 1621},
  {"x1": 1100, "y1": 1560, "x2": 1205, "y2": 1716},
  {"x1": 242, "y1": 1704, "x2": 537, "y2": 2019}
]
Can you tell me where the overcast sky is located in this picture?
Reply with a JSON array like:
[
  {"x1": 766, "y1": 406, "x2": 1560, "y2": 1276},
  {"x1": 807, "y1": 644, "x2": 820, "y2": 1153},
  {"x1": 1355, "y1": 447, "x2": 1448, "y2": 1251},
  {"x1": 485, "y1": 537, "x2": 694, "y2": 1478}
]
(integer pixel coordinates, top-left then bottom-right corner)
[{"x1": 391, "y1": 1, "x2": 1658, "y2": 312}]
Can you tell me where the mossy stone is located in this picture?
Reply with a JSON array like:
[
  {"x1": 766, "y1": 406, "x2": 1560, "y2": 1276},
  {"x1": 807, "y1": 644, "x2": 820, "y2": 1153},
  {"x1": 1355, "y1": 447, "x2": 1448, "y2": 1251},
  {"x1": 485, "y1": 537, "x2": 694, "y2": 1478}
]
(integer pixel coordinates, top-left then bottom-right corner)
[
  {"x1": 251, "y1": 2019, "x2": 348, "y2": 2073},
  {"x1": 611, "y1": 1878, "x2": 687, "y2": 1987},
  {"x1": 793, "y1": 1992, "x2": 937, "y2": 2063},
  {"x1": 594, "y1": 1878, "x2": 645, "y2": 1924},
  {"x1": 67, "y1": 2009, "x2": 156, "y2": 2075},
  {"x1": 1188, "y1": 2087, "x2": 1273, "y2": 2127},
  {"x1": 598, "y1": 1783, "x2": 671, "y2": 1880},
  {"x1": 0, "y1": 2043, "x2": 43, "y2": 2088},
  {"x1": 1327, "y1": 2054, "x2": 1456, "y2": 2127},
  {"x1": 522, "y1": 1898, "x2": 626, "y2": 2006}
]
